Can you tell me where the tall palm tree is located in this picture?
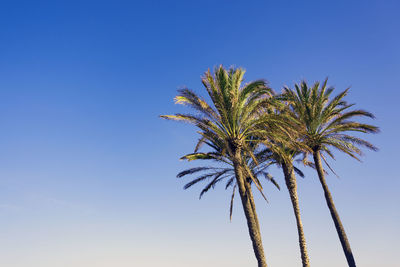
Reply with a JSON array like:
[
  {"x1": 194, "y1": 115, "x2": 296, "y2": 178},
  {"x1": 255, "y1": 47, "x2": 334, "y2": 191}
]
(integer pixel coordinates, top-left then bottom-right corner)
[
  {"x1": 283, "y1": 80, "x2": 379, "y2": 267},
  {"x1": 161, "y1": 66, "x2": 282, "y2": 267}
]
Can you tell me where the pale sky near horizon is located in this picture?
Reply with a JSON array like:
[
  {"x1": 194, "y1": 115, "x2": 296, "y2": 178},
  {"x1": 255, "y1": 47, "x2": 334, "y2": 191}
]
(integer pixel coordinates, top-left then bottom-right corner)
[{"x1": 0, "y1": 0, "x2": 399, "y2": 266}]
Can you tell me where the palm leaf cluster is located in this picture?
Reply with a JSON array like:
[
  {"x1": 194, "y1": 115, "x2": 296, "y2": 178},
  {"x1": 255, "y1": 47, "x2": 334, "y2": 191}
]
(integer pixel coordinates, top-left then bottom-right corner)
[
  {"x1": 283, "y1": 80, "x2": 378, "y2": 160},
  {"x1": 177, "y1": 153, "x2": 280, "y2": 220}
]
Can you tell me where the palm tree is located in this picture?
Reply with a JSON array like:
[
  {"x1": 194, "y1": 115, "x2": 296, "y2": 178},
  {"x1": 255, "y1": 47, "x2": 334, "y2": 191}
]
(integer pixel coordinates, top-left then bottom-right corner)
[
  {"x1": 161, "y1": 66, "x2": 282, "y2": 267},
  {"x1": 283, "y1": 80, "x2": 379, "y2": 267}
]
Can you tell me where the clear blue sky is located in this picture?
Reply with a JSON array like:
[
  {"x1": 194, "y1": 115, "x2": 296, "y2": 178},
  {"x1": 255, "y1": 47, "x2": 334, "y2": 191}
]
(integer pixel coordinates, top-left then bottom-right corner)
[{"x1": 0, "y1": 1, "x2": 399, "y2": 266}]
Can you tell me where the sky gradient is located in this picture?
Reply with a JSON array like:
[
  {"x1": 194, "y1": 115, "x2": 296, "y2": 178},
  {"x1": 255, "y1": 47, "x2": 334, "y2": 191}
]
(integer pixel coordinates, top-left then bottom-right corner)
[{"x1": 0, "y1": 0, "x2": 399, "y2": 266}]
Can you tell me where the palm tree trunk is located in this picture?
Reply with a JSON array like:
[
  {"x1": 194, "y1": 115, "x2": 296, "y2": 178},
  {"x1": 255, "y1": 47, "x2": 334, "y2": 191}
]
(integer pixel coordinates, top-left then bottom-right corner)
[
  {"x1": 233, "y1": 149, "x2": 268, "y2": 267},
  {"x1": 313, "y1": 151, "x2": 356, "y2": 267},
  {"x1": 244, "y1": 177, "x2": 265, "y2": 264},
  {"x1": 282, "y1": 161, "x2": 310, "y2": 267},
  {"x1": 244, "y1": 177, "x2": 261, "y2": 232}
]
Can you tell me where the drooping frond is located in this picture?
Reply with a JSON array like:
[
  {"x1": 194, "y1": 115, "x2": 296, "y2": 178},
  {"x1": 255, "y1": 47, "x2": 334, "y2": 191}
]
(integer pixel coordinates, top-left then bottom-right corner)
[
  {"x1": 199, "y1": 172, "x2": 229, "y2": 199},
  {"x1": 293, "y1": 167, "x2": 305, "y2": 178},
  {"x1": 183, "y1": 173, "x2": 218, "y2": 189},
  {"x1": 177, "y1": 167, "x2": 213, "y2": 178},
  {"x1": 262, "y1": 172, "x2": 281, "y2": 190},
  {"x1": 230, "y1": 184, "x2": 237, "y2": 221}
]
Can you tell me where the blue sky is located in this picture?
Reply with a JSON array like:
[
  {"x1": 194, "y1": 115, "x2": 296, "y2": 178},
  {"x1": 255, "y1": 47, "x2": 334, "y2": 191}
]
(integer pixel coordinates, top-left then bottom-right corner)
[{"x1": 0, "y1": 0, "x2": 399, "y2": 266}]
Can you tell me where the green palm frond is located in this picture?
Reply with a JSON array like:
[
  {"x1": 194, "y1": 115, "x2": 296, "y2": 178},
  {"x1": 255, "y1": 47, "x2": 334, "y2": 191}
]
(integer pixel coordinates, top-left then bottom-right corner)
[{"x1": 177, "y1": 167, "x2": 214, "y2": 178}]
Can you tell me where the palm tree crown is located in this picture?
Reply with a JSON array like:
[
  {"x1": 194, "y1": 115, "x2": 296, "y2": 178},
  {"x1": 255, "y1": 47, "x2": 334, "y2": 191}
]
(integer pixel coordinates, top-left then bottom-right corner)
[
  {"x1": 283, "y1": 79, "x2": 379, "y2": 160},
  {"x1": 162, "y1": 66, "x2": 278, "y2": 162}
]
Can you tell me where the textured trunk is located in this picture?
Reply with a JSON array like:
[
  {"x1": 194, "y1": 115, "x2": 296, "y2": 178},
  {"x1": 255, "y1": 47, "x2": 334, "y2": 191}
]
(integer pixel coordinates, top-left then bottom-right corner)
[
  {"x1": 244, "y1": 177, "x2": 261, "y2": 232},
  {"x1": 313, "y1": 151, "x2": 356, "y2": 267},
  {"x1": 232, "y1": 148, "x2": 268, "y2": 267},
  {"x1": 282, "y1": 161, "x2": 310, "y2": 267}
]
